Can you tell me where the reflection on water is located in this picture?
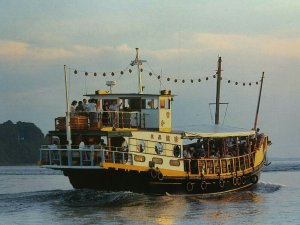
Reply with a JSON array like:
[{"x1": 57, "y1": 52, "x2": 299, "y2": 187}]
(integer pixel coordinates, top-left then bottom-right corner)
[
  {"x1": 15, "y1": 184, "x2": 274, "y2": 225},
  {"x1": 0, "y1": 166, "x2": 294, "y2": 225}
]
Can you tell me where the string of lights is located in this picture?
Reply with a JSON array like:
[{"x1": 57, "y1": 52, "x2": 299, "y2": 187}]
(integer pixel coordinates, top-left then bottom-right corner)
[{"x1": 68, "y1": 65, "x2": 261, "y2": 87}]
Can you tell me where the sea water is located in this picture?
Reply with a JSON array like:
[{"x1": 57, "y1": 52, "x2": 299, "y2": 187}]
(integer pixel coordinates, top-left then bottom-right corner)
[{"x1": 0, "y1": 159, "x2": 299, "y2": 225}]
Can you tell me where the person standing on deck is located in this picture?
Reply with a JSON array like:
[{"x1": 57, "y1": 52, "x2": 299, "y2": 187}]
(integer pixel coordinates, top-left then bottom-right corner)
[
  {"x1": 109, "y1": 100, "x2": 122, "y2": 128},
  {"x1": 86, "y1": 99, "x2": 97, "y2": 127}
]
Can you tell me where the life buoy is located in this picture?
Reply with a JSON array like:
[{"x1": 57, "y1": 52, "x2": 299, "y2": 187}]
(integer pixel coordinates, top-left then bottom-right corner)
[
  {"x1": 232, "y1": 177, "x2": 237, "y2": 186},
  {"x1": 186, "y1": 182, "x2": 194, "y2": 192},
  {"x1": 251, "y1": 174, "x2": 258, "y2": 184},
  {"x1": 242, "y1": 176, "x2": 247, "y2": 185},
  {"x1": 219, "y1": 179, "x2": 225, "y2": 188},
  {"x1": 236, "y1": 177, "x2": 241, "y2": 186},
  {"x1": 200, "y1": 181, "x2": 207, "y2": 190},
  {"x1": 157, "y1": 171, "x2": 164, "y2": 181},
  {"x1": 150, "y1": 169, "x2": 157, "y2": 179}
]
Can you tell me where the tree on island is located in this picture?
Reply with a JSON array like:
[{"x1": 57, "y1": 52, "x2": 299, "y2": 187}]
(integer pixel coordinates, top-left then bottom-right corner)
[{"x1": 0, "y1": 120, "x2": 44, "y2": 165}]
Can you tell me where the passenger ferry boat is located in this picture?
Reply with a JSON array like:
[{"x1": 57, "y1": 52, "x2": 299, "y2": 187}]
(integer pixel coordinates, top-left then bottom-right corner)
[{"x1": 39, "y1": 49, "x2": 271, "y2": 195}]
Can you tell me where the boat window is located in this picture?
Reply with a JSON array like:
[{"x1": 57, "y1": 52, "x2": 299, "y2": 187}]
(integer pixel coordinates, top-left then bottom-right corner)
[
  {"x1": 160, "y1": 99, "x2": 165, "y2": 109},
  {"x1": 169, "y1": 159, "x2": 180, "y2": 167},
  {"x1": 155, "y1": 142, "x2": 163, "y2": 155},
  {"x1": 146, "y1": 99, "x2": 156, "y2": 109},
  {"x1": 122, "y1": 140, "x2": 128, "y2": 152},
  {"x1": 173, "y1": 145, "x2": 181, "y2": 157},
  {"x1": 137, "y1": 140, "x2": 145, "y2": 153},
  {"x1": 134, "y1": 155, "x2": 145, "y2": 162},
  {"x1": 160, "y1": 98, "x2": 170, "y2": 109},
  {"x1": 152, "y1": 157, "x2": 163, "y2": 164},
  {"x1": 128, "y1": 98, "x2": 141, "y2": 111},
  {"x1": 165, "y1": 99, "x2": 170, "y2": 109}
]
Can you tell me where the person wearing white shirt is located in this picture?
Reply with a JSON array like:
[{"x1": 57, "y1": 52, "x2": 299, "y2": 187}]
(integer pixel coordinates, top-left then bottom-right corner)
[{"x1": 109, "y1": 100, "x2": 122, "y2": 128}]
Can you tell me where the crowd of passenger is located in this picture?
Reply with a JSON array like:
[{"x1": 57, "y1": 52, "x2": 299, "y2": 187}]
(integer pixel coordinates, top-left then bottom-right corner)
[
  {"x1": 183, "y1": 129, "x2": 263, "y2": 159},
  {"x1": 70, "y1": 98, "x2": 122, "y2": 127}
]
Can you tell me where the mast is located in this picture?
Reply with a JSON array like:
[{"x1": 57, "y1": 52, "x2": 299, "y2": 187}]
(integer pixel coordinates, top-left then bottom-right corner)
[
  {"x1": 136, "y1": 48, "x2": 143, "y2": 94},
  {"x1": 64, "y1": 65, "x2": 72, "y2": 149},
  {"x1": 131, "y1": 48, "x2": 146, "y2": 94},
  {"x1": 215, "y1": 57, "x2": 222, "y2": 125},
  {"x1": 253, "y1": 72, "x2": 265, "y2": 130}
]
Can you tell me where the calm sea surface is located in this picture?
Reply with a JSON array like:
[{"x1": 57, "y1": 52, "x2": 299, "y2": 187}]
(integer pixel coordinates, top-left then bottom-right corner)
[{"x1": 0, "y1": 159, "x2": 299, "y2": 225}]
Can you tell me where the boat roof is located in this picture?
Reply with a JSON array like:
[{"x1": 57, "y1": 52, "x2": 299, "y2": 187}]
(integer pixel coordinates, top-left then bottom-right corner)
[
  {"x1": 86, "y1": 93, "x2": 174, "y2": 98},
  {"x1": 181, "y1": 124, "x2": 255, "y2": 138}
]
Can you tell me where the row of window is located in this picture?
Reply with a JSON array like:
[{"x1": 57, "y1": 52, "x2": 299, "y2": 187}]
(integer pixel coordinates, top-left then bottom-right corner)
[
  {"x1": 133, "y1": 155, "x2": 180, "y2": 167},
  {"x1": 135, "y1": 139, "x2": 181, "y2": 157}
]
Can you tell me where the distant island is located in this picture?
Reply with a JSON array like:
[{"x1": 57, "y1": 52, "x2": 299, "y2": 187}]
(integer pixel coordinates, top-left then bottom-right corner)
[{"x1": 0, "y1": 120, "x2": 44, "y2": 165}]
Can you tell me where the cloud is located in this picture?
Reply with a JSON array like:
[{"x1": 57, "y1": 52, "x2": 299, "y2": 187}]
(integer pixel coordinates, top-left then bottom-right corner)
[
  {"x1": 193, "y1": 33, "x2": 300, "y2": 58},
  {"x1": 146, "y1": 48, "x2": 197, "y2": 60},
  {"x1": 2, "y1": 34, "x2": 300, "y2": 63},
  {"x1": 0, "y1": 40, "x2": 74, "y2": 60},
  {"x1": 136, "y1": 33, "x2": 300, "y2": 61},
  {"x1": 0, "y1": 40, "x2": 133, "y2": 61}
]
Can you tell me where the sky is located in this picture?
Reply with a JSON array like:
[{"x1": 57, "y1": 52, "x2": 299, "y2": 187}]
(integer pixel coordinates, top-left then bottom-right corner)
[{"x1": 0, "y1": 0, "x2": 300, "y2": 158}]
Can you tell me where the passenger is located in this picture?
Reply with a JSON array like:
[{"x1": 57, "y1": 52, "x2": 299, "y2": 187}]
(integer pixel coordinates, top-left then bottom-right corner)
[
  {"x1": 86, "y1": 99, "x2": 97, "y2": 126},
  {"x1": 82, "y1": 98, "x2": 88, "y2": 111},
  {"x1": 70, "y1": 100, "x2": 77, "y2": 115},
  {"x1": 109, "y1": 100, "x2": 122, "y2": 128},
  {"x1": 79, "y1": 140, "x2": 85, "y2": 149},
  {"x1": 209, "y1": 151, "x2": 216, "y2": 159},
  {"x1": 195, "y1": 139, "x2": 205, "y2": 157},
  {"x1": 239, "y1": 141, "x2": 247, "y2": 155},
  {"x1": 147, "y1": 100, "x2": 154, "y2": 109},
  {"x1": 102, "y1": 101, "x2": 109, "y2": 126},
  {"x1": 256, "y1": 128, "x2": 260, "y2": 138},
  {"x1": 183, "y1": 149, "x2": 191, "y2": 158},
  {"x1": 75, "y1": 101, "x2": 85, "y2": 112},
  {"x1": 99, "y1": 139, "x2": 107, "y2": 148}
]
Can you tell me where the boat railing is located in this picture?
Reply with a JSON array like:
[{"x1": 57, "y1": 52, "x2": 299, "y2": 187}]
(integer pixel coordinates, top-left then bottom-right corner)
[
  {"x1": 184, "y1": 151, "x2": 256, "y2": 176},
  {"x1": 55, "y1": 111, "x2": 146, "y2": 130},
  {"x1": 40, "y1": 145, "x2": 134, "y2": 167}
]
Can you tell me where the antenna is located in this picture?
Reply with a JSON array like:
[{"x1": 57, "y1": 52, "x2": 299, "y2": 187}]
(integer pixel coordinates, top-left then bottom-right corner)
[
  {"x1": 131, "y1": 48, "x2": 147, "y2": 94},
  {"x1": 106, "y1": 80, "x2": 117, "y2": 93},
  {"x1": 253, "y1": 72, "x2": 265, "y2": 130},
  {"x1": 64, "y1": 65, "x2": 72, "y2": 149},
  {"x1": 215, "y1": 57, "x2": 222, "y2": 125}
]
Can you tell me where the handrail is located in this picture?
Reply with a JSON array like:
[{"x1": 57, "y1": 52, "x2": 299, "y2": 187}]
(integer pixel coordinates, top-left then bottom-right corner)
[
  {"x1": 184, "y1": 151, "x2": 256, "y2": 176},
  {"x1": 55, "y1": 111, "x2": 144, "y2": 130},
  {"x1": 40, "y1": 146, "x2": 132, "y2": 167}
]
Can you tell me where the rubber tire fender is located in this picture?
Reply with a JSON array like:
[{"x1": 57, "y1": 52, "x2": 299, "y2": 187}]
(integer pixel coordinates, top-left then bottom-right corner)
[{"x1": 251, "y1": 174, "x2": 258, "y2": 184}]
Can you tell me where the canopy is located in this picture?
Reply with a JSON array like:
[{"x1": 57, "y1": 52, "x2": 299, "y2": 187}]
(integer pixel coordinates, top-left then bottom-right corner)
[{"x1": 181, "y1": 124, "x2": 255, "y2": 138}]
